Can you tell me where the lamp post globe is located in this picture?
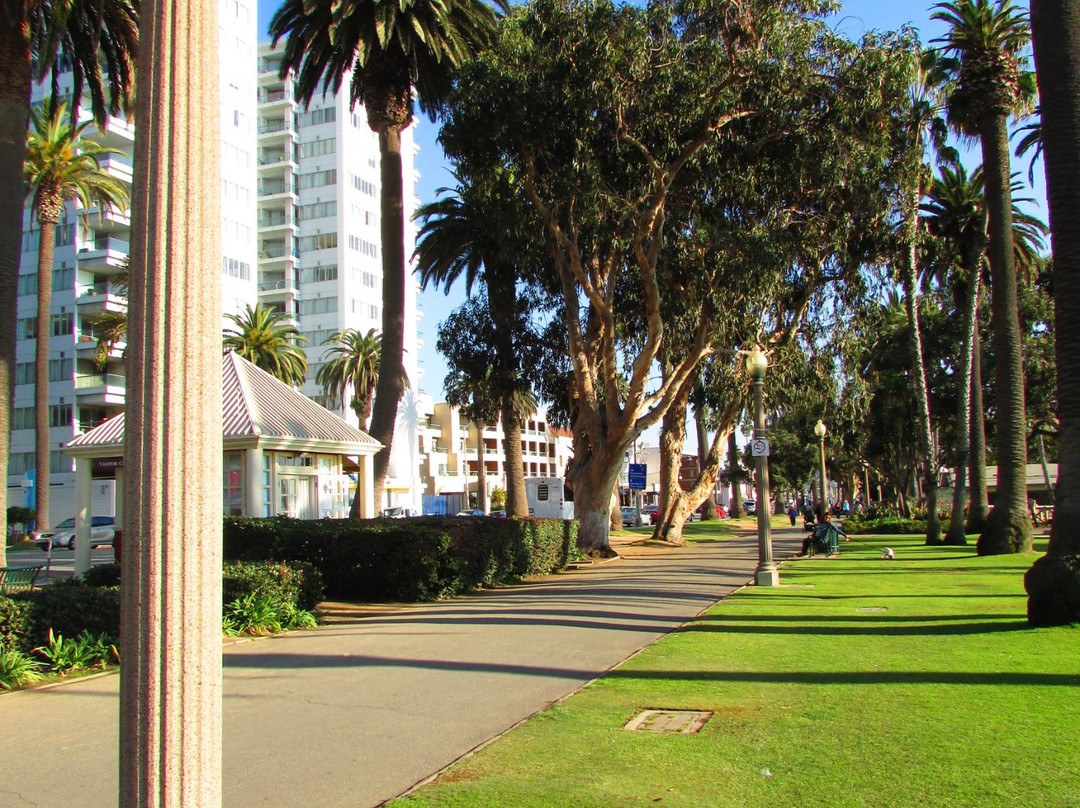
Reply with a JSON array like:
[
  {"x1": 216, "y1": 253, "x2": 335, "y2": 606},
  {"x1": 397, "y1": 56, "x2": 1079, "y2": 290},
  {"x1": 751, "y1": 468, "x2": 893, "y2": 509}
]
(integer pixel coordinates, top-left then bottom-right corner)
[
  {"x1": 747, "y1": 346, "x2": 778, "y2": 586},
  {"x1": 815, "y1": 420, "x2": 828, "y2": 518}
]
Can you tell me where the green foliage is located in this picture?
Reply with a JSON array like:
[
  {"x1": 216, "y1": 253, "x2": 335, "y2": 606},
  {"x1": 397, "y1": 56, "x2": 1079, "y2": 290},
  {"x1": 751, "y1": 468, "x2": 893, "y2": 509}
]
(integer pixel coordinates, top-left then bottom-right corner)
[
  {"x1": 490, "y1": 487, "x2": 507, "y2": 510},
  {"x1": 16, "y1": 579, "x2": 121, "y2": 649},
  {"x1": 223, "y1": 593, "x2": 285, "y2": 636},
  {"x1": 34, "y1": 628, "x2": 117, "y2": 673},
  {"x1": 6, "y1": 506, "x2": 35, "y2": 527},
  {"x1": 223, "y1": 303, "x2": 308, "y2": 386},
  {"x1": 0, "y1": 597, "x2": 36, "y2": 655},
  {"x1": 222, "y1": 560, "x2": 324, "y2": 612},
  {"x1": 82, "y1": 563, "x2": 121, "y2": 588},
  {"x1": 844, "y1": 516, "x2": 929, "y2": 535},
  {"x1": 0, "y1": 649, "x2": 43, "y2": 690},
  {"x1": 223, "y1": 515, "x2": 579, "y2": 602}
]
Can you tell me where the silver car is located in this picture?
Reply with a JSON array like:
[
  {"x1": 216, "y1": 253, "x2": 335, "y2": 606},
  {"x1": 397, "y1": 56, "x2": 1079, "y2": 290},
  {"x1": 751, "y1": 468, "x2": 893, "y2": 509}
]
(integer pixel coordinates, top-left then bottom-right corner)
[{"x1": 35, "y1": 516, "x2": 116, "y2": 551}]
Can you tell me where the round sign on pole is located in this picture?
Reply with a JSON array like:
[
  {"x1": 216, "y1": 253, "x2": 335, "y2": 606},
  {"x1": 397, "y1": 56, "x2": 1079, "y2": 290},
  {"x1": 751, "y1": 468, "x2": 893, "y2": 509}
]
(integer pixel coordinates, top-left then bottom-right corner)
[{"x1": 751, "y1": 438, "x2": 770, "y2": 457}]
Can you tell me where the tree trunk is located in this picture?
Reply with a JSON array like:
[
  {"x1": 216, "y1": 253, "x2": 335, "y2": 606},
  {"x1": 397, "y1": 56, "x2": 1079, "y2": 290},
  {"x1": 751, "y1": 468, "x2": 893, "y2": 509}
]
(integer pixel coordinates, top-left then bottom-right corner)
[
  {"x1": 727, "y1": 430, "x2": 743, "y2": 517},
  {"x1": 967, "y1": 321, "x2": 990, "y2": 531},
  {"x1": 654, "y1": 383, "x2": 691, "y2": 545},
  {"x1": 34, "y1": 217, "x2": 57, "y2": 534},
  {"x1": 501, "y1": 401, "x2": 528, "y2": 517},
  {"x1": 574, "y1": 443, "x2": 626, "y2": 556},
  {"x1": 947, "y1": 269, "x2": 981, "y2": 545},
  {"x1": 365, "y1": 124, "x2": 408, "y2": 511},
  {"x1": 475, "y1": 424, "x2": 487, "y2": 513},
  {"x1": 120, "y1": 0, "x2": 224, "y2": 802},
  {"x1": 1037, "y1": 433, "x2": 1054, "y2": 506},
  {"x1": 0, "y1": 14, "x2": 34, "y2": 568},
  {"x1": 694, "y1": 401, "x2": 715, "y2": 520},
  {"x1": 976, "y1": 112, "x2": 1032, "y2": 555},
  {"x1": 1026, "y1": 0, "x2": 1080, "y2": 624}
]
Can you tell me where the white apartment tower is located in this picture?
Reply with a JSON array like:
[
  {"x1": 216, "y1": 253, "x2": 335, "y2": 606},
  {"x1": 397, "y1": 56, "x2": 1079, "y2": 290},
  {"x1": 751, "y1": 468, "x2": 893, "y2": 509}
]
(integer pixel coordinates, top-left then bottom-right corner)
[
  {"x1": 255, "y1": 41, "x2": 423, "y2": 514},
  {"x1": 6, "y1": 1, "x2": 259, "y2": 518}
]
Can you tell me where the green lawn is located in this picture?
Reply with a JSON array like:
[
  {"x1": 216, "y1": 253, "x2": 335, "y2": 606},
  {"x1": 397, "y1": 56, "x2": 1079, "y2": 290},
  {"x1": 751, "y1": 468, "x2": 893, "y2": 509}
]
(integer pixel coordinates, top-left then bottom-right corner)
[{"x1": 393, "y1": 535, "x2": 1079, "y2": 808}]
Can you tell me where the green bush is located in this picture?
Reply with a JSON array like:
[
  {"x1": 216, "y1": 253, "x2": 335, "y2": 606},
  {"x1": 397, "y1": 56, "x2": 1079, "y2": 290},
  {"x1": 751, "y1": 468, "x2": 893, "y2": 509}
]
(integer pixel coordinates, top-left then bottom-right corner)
[
  {"x1": 844, "y1": 516, "x2": 928, "y2": 535},
  {"x1": 0, "y1": 596, "x2": 35, "y2": 655},
  {"x1": 0, "y1": 649, "x2": 43, "y2": 690},
  {"x1": 222, "y1": 560, "x2": 324, "y2": 611},
  {"x1": 223, "y1": 515, "x2": 579, "y2": 602},
  {"x1": 82, "y1": 563, "x2": 122, "y2": 588},
  {"x1": 15, "y1": 579, "x2": 122, "y2": 648}
]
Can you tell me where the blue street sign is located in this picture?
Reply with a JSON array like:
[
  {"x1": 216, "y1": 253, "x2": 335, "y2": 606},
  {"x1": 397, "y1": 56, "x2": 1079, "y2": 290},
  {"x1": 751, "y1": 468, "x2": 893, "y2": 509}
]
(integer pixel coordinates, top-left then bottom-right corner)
[
  {"x1": 628, "y1": 463, "x2": 647, "y2": 491},
  {"x1": 23, "y1": 469, "x2": 35, "y2": 509}
]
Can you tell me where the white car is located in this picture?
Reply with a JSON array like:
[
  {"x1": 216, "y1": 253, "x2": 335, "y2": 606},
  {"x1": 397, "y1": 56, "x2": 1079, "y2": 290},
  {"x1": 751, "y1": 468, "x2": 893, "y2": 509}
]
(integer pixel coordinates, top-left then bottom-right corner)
[{"x1": 35, "y1": 516, "x2": 116, "y2": 551}]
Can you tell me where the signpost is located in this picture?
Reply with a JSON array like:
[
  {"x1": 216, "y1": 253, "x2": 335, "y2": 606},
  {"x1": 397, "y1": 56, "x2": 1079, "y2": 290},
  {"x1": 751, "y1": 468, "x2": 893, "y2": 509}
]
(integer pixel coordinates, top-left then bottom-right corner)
[
  {"x1": 628, "y1": 463, "x2": 647, "y2": 490},
  {"x1": 751, "y1": 438, "x2": 770, "y2": 458}
]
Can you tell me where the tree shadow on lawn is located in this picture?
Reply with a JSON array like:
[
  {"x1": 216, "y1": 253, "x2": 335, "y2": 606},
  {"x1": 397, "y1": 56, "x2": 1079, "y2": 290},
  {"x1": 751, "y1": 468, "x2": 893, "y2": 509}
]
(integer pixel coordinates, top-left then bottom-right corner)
[
  {"x1": 220, "y1": 652, "x2": 1080, "y2": 686},
  {"x1": 696, "y1": 613, "x2": 1021, "y2": 623},
  {"x1": 679, "y1": 619, "x2": 1029, "y2": 636}
]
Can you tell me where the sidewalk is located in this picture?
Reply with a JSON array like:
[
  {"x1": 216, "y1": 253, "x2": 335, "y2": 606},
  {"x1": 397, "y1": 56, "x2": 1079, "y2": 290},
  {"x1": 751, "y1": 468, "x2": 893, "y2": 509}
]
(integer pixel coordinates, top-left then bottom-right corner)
[{"x1": 0, "y1": 526, "x2": 801, "y2": 808}]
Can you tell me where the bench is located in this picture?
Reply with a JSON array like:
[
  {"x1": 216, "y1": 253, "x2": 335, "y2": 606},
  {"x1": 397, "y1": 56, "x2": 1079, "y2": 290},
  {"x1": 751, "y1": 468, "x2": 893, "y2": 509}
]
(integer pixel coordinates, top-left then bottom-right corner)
[
  {"x1": 0, "y1": 564, "x2": 44, "y2": 595},
  {"x1": 805, "y1": 522, "x2": 844, "y2": 557}
]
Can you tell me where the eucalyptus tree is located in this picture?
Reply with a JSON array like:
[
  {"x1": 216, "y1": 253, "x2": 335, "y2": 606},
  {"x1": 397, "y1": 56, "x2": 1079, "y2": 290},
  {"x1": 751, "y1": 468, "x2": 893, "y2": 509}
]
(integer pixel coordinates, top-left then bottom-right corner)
[
  {"x1": 223, "y1": 303, "x2": 308, "y2": 387},
  {"x1": 1026, "y1": 0, "x2": 1080, "y2": 625},
  {"x1": 269, "y1": 0, "x2": 503, "y2": 509},
  {"x1": 23, "y1": 100, "x2": 128, "y2": 535},
  {"x1": 441, "y1": 0, "x2": 914, "y2": 553},
  {"x1": 415, "y1": 168, "x2": 538, "y2": 517},
  {"x1": 0, "y1": 0, "x2": 137, "y2": 566},
  {"x1": 933, "y1": 0, "x2": 1038, "y2": 555}
]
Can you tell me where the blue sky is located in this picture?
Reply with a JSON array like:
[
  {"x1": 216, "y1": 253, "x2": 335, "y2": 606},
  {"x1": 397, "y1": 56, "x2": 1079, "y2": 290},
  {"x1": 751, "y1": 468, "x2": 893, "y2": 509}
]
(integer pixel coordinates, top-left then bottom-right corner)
[{"x1": 254, "y1": 0, "x2": 1041, "y2": 401}]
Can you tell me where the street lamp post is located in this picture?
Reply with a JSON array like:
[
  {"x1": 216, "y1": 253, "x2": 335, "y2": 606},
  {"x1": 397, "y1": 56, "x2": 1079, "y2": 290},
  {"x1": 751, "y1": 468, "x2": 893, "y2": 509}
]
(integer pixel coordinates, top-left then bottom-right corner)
[
  {"x1": 746, "y1": 347, "x2": 779, "y2": 586},
  {"x1": 815, "y1": 419, "x2": 828, "y2": 519}
]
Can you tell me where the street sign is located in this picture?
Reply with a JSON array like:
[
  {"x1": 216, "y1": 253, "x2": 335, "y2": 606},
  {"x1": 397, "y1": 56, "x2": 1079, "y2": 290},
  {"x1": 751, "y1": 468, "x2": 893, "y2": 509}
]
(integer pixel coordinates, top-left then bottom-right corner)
[
  {"x1": 751, "y1": 438, "x2": 770, "y2": 457},
  {"x1": 628, "y1": 463, "x2": 647, "y2": 490}
]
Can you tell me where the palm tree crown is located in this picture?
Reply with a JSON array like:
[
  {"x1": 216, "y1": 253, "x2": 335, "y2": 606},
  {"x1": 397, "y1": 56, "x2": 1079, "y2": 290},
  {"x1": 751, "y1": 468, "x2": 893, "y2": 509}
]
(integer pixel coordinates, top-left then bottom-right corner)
[
  {"x1": 223, "y1": 303, "x2": 308, "y2": 387},
  {"x1": 316, "y1": 328, "x2": 381, "y2": 429}
]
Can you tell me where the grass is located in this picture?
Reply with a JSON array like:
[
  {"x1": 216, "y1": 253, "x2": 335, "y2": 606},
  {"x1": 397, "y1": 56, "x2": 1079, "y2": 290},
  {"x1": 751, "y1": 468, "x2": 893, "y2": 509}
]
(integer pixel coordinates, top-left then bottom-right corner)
[{"x1": 391, "y1": 534, "x2": 1080, "y2": 808}]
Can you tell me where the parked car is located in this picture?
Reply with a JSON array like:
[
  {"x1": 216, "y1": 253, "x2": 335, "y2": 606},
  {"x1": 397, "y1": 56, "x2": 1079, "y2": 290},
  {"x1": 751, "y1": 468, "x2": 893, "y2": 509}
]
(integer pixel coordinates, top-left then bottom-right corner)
[
  {"x1": 455, "y1": 509, "x2": 486, "y2": 517},
  {"x1": 644, "y1": 504, "x2": 660, "y2": 525},
  {"x1": 381, "y1": 507, "x2": 411, "y2": 518},
  {"x1": 35, "y1": 516, "x2": 115, "y2": 551},
  {"x1": 716, "y1": 504, "x2": 727, "y2": 518},
  {"x1": 489, "y1": 510, "x2": 507, "y2": 518},
  {"x1": 620, "y1": 506, "x2": 643, "y2": 528},
  {"x1": 743, "y1": 499, "x2": 757, "y2": 515}
]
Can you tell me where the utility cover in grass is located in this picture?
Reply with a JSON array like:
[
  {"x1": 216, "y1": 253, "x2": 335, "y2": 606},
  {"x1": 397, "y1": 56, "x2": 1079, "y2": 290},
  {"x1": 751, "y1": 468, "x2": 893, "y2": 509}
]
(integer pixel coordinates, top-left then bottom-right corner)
[{"x1": 624, "y1": 710, "x2": 711, "y2": 734}]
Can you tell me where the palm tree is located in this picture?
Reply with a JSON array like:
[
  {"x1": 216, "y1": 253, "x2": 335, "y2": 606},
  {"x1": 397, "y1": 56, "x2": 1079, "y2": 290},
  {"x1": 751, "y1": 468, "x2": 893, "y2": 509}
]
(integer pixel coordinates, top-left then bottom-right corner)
[
  {"x1": 933, "y1": 0, "x2": 1038, "y2": 555},
  {"x1": 317, "y1": 328, "x2": 380, "y2": 430},
  {"x1": 223, "y1": 303, "x2": 307, "y2": 386},
  {"x1": 415, "y1": 169, "x2": 535, "y2": 517},
  {"x1": 23, "y1": 100, "x2": 129, "y2": 535},
  {"x1": 1026, "y1": 1, "x2": 1080, "y2": 625},
  {"x1": 444, "y1": 366, "x2": 501, "y2": 513},
  {"x1": 88, "y1": 310, "x2": 128, "y2": 371},
  {"x1": 0, "y1": 0, "x2": 137, "y2": 566},
  {"x1": 270, "y1": 0, "x2": 503, "y2": 510},
  {"x1": 922, "y1": 162, "x2": 1046, "y2": 544}
]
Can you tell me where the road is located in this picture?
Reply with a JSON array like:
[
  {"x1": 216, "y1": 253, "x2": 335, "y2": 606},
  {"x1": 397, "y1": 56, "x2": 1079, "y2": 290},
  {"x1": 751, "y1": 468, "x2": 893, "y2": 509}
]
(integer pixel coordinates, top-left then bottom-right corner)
[
  {"x1": 0, "y1": 530, "x2": 800, "y2": 808},
  {"x1": 5, "y1": 546, "x2": 115, "y2": 582}
]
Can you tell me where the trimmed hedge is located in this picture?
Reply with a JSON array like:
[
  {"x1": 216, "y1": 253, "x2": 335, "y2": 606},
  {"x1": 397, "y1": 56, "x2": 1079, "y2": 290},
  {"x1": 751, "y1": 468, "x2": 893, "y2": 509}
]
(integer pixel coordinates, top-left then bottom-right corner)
[
  {"x1": 844, "y1": 517, "x2": 928, "y2": 535},
  {"x1": 11, "y1": 579, "x2": 122, "y2": 649},
  {"x1": 0, "y1": 596, "x2": 35, "y2": 654},
  {"x1": 223, "y1": 560, "x2": 324, "y2": 612},
  {"x1": 223, "y1": 515, "x2": 579, "y2": 602}
]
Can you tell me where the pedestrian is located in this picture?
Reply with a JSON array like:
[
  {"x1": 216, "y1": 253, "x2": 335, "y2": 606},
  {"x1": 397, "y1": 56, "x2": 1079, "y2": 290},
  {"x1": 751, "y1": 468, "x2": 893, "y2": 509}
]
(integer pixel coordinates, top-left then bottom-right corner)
[{"x1": 787, "y1": 503, "x2": 798, "y2": 526}]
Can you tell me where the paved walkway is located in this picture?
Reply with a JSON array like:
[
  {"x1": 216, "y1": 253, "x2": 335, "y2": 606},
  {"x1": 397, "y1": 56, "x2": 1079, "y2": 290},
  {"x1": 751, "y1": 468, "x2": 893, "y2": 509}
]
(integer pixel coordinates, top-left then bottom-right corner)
[{"x1": 0, "y1": 528, "x2": 801, "y2": 808}]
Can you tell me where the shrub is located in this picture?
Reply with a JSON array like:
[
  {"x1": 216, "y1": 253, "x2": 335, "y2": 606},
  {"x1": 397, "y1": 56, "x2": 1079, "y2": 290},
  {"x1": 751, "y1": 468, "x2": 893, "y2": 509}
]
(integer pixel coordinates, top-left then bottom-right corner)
[
  {"x1": 844, "y1": 516, "x2": 928, "y2": 535},
  {"x1": 0, "y1": 649, "x2": 43, "y2": 690},
  {"x1": 0, "y1": 596, "x2": 35, "y2": 655},
  {"x1": 34, "y1": 628, "x2": 117, "y2": 673},
  {"x1": 82, "y1": 563, "x2": 122, "y2": 588},
  {"x1": 16, "y1": 579, "x2": 121, "y2": 649},
  {"x1": 223, "y1": 515, "x2": 579, "y2": 602},
  {"x1": 223, "y1": 560, "x2": 325, "y2": 612}
]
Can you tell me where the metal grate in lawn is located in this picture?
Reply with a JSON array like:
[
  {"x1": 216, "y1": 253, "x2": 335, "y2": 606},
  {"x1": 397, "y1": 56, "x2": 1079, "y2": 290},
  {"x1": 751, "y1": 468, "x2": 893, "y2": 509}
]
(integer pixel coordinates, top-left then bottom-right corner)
[{"x1": 623, "y1": 710, "x2": 712, "y2": 734}]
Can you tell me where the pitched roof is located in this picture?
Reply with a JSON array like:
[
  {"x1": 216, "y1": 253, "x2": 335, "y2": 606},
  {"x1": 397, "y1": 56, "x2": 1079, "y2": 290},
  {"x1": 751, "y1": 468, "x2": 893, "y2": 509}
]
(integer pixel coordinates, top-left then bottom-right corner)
[{"x1": 66, "y1": 352, "x2": 381, "y2": 455}]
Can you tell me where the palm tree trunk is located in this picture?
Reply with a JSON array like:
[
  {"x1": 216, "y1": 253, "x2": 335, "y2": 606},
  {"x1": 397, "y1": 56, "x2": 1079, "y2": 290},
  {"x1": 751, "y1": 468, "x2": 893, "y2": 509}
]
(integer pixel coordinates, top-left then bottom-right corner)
[
  {"x1": 367, "y1": 124, "x2": 408, "y2": 510},
  {"x1": 976, "y1": 112, "x2": 1032, "y2": 555},
  {"x1": 0, "y1": 14, "x2": 34, "y2": 568},
  {"x1": 500, "y1": 400, "x2": 528, "y2": 517},
  {"x1": 947, "y1": 269, "x2": 981, "y2": 545},
  {"x1": 967, "y1": 318, "x2": 990, "y2": 531},
  {"x1": 727, "y1": 430, "x2": 743, "y2": 517},
  {"x1": 903, "y1": 189, "x2": 941, "y2": 545},
  {"x1": 1026, "y1": 0, "x2": 1080, "y2": 624},
  {"x1": 34, "y1": 217, "x2": 57, "y2": 533}
]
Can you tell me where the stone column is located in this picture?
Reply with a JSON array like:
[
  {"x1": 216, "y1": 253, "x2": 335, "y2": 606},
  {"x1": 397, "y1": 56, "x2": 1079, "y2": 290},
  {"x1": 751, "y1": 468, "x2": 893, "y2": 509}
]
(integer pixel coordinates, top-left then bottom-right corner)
[
  {"x1": 245, "y1": 446, "x2": 264, "y2": 517},
  {"x1": 74, "y1": 457, "x2": 92, "y2": 575},
  {"x1": 119, "y1": 1, "x2": 222, "y2": 806},
  {"x1": 360, "y1": 453, "x2": 376, "y2": 517}
]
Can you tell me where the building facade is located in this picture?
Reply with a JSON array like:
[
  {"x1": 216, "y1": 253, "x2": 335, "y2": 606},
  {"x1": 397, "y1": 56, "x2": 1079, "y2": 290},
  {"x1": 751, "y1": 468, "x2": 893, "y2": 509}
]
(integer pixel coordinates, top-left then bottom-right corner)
[
  {"x1": 6, "y1": 2, "x2": 260, "y2": 520},
  {"x1": 255, "y1": 41, "x2": 423, "y2": 515}
]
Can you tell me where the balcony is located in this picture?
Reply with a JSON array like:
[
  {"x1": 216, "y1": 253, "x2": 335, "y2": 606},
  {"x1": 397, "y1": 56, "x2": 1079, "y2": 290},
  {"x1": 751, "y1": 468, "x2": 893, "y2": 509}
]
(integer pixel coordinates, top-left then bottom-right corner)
[
  {"x1": 75, "y1": 333, "x2": 126, "y2": 362},
  {"x1": 258, "y1": 87, "x2": 294, "y2": 109},
  {"x1": 257, "y1": 209, "x2": 296, "y2": 238},
  {"x1": 84, "y1": 203, "x2": 130, "y2": 233},
  {"x1": 257, "y1": 276, "x2": 299, "y2": 301},
  {"x1": 258, "y1": 178, "x2": 297, "y2": 204},
  {"x1": 76, "y1": 281, "x2": 127, "y2": 315},
  {"x1": 100, "y1": 154, "x2": 133, "y2": 184},
  {"x1": 76, "y1": 236, "x2": 128, "y2": 274},
  {"x1": 258, "y1": 118, "x2": 295, "y2": 144},
  {"x1": 75, "y1": 372, "x2": 126, "y2": 405}
]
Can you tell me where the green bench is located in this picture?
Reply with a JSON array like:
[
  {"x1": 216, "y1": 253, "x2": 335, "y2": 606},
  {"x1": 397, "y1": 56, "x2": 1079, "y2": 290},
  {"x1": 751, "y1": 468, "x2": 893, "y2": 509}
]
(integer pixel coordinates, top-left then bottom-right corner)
[
  {"x1": 806, "y1": 522, "x2": 845, "y2": 557},
  {"x1": 0, "y1": 564, "x2": 44, "y2": 595}
]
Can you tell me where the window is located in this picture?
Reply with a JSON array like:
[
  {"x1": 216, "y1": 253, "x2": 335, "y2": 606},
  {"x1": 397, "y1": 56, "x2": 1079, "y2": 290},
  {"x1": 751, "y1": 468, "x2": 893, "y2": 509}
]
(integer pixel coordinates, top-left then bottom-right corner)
[
  {"x1": 297, "y1": 200, "x2": 337, "y2": 221},
  {"x1": 17, "y1": 317, "x2": 37, "y2": 340},
  {"x1": 299, "y1": 264, "x2": 338, "y2": 285},
  {"x1": 349, "y1": 174, "x2": 376, "y2": 196},
  {"x1": 51, "y1": 450, "x2": 71, "y2": 475},
  {"x1": 362, "y1": 271, "x2": 377, "y2": 288},
  {"x1": 50, "y1": 404, "x2": 72, "y2": 428},
  {"x1": 223, "y1": 452, "x2": 244, "y2": 516},
  {"x1": 49, "y1": 357, "x2": 73, "y2": 382},
  {"x1": 297, "y1": 297, "x2": 337, "y2": 316},
  {"x1": 300, "y1": 328, "x2": 335, "y2": 346},
  {"x1": 300, "y1": 107, "x2": 336, "y2": 127},
  {"x1": 299, "y1": 138, "x2": 336, "y2": 158},
  {"x1": 15, "y1": 362, "x2": 33, "y2": 386},
  {"x1": 367, "y1": 304, "x2": 379, "y2": 319},
  {"x1": 8, "y1": 451, "x2": 33, "y2": 476},
  {"x1": 52, "y1": 267, "x2": 74, "y2": 292},
  {"x1": 298, "y1": 232, "x2": 338, "y2": 252},
  {"x1": 51, "y1": 313, "x2": 73, "y2": 337},
  {"x1": 222, "y1": 257, "x2": 251, "y2": 280},
  {"x1": 18, "y1": 274, "x2": 36, "y2": 296},
  {"x1": 298, "y1": 169, "x2": 337, "y2": 189},
  {"x1": 347, "y1": 234, "x2": 359, "y2": 251},
  {"x1": 11, "y1": 406, "x2": 33, "y2": 431}
]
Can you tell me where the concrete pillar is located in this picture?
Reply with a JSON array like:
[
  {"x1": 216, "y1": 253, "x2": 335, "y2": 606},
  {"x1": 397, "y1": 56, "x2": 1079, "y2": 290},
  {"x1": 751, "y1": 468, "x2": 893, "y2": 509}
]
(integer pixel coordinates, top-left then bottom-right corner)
[
  {"x1": 360, "y1": 454, "x2": 376, "y2": 518},
  {"x1": 119, "y1": 1, "x2": 222, "y2": 805},
  {"x1": 245, "y1": 446, "x2": 264, "y2": 517},
  {"x1": 114, "y1": 468, "x2": 124, "y2": 533},
  {"x1": 74, "y1": 458, "x2": 91, "y2": 575}
]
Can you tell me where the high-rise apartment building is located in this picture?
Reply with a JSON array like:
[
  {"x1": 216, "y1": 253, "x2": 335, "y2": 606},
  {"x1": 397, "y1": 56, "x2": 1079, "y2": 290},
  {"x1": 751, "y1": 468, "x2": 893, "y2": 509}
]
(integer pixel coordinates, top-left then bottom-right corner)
[
  {"x1": 5, "y1": 1, "x2": 259, "y2": 518},
  {"x1": 255, "y1": 41, "x2": 423, "y2": 515}
]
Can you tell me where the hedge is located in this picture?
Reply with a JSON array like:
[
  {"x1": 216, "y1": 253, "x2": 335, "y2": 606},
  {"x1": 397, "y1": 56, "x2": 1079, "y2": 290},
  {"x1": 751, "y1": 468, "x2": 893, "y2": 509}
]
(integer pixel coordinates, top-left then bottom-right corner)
[
  {"x1": 223, "y1": 515, "x2": 579, "y2": 602},
  {"x1": 843, "y1": 517, "x2": 929, "y2": 535},
  {"x1": 223, "y1": 560, "x2": 324, "y2": 611}
]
